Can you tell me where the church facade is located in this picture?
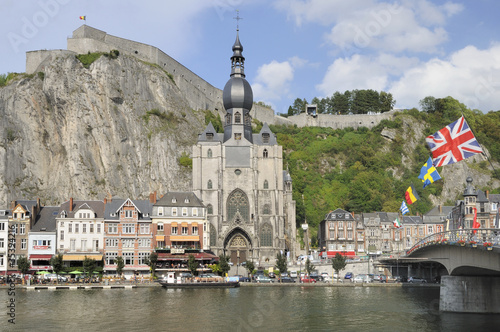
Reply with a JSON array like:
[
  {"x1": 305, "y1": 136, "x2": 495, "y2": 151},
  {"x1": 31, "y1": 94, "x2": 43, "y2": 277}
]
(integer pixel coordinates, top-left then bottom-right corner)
[{"x1": 192, "y1": 30, "x2": 296, "y2": 266}]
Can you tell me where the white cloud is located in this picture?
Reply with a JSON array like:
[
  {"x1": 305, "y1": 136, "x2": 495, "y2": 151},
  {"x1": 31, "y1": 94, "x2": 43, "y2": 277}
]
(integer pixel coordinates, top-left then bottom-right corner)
[
  {"x1": 389, "y1": 44, "x2": 500, "y2": 111},
  {"x1": 252, "y1": 60, "x2": 295, "y2": 102}
]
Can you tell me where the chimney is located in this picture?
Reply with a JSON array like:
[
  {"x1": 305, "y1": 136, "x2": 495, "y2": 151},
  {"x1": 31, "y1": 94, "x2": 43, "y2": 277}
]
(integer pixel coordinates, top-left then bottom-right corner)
[
  {"x1": 439, "y1": 205, "x2": 442, "y2": 213},
  {"x1": 149, "y1": 192, "x2": 155, "y2": 204},
  {"x1": 10, "y1": 200, "x2": 16, "y2": 210},
  {"x1": 486, "y1": 190, "x2": 489, "y2": 199},
  {"x1": 69, "y1": 197, "x2": 73, "y2": 212},
  {"x1": 104, "y1": 197, "x2": 107, "y2": 204}
]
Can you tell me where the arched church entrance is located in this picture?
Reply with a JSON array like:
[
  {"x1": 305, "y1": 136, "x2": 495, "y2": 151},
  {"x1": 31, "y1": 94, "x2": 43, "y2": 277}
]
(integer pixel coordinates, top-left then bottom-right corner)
[{"x1": 224, "y1": 229, "x2": 252, "y2": 265}]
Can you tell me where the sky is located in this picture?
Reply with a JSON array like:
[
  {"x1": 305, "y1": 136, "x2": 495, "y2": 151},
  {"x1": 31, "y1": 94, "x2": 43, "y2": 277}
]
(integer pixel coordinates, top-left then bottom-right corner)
[{"x1": 2, "y1": 0, "x2": 500, "y2": 114}]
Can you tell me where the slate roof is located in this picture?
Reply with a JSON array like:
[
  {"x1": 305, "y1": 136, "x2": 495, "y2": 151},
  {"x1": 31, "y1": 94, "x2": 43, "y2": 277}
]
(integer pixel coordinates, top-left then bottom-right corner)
[
  {"x1": 252, "y1": 123, "x2": 278, "y2": 145},
  {"x1": 104, "y1": 198, "x2": 153, "y2": 220},
  {"x1": 155, "y1": 192, "x2": 204, "y2": 208},
  {"x1": 324, "y1": 208, "x2": 355, "y2": 220},
  {"x1": 58, "y1": 200, "x2": 105, "y2": 218},
  {"x1": 31, "y1": 206, "x2": 59, "y2": 232},
  {"x1": 197, "y1": 122, "x2": 222, "y2": 142},
  {"x1": 402, "y1": 215, "x2": 423, "y2": 225}
]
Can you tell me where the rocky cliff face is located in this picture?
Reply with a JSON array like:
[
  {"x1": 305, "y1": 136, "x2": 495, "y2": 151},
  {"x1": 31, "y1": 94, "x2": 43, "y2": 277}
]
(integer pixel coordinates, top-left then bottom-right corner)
[{"x1": 0, "y1": 53, "x2": 205, "y2": 206}]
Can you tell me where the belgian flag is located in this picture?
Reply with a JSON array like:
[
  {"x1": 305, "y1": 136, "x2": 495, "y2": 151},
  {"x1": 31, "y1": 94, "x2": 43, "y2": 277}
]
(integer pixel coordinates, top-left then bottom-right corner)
[
  {"x1": 405, "y1": 184, "x2": 419, "y2": 205},
  {"x1": 79, "y1": 16, "x2": 86, "y2": 20}
]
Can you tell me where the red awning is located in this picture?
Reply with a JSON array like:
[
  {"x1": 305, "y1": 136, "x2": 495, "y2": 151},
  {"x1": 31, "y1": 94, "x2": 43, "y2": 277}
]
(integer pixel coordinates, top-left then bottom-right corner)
[
  {"x1": 30, "y1": 254, "x2": 53, "y2": 260},
  {"x1": 324, "y1": 251, "x2": 356, "y2": 258}
]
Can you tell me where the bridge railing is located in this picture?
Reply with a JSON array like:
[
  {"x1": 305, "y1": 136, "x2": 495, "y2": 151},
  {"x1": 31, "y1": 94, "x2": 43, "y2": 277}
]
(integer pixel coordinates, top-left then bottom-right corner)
[{"x1": 406, "y1": 228, "x2": 500, "y2": 256}]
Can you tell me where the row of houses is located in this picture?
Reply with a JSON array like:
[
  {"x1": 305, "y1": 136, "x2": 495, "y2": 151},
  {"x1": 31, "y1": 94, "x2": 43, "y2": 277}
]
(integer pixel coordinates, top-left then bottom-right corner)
[
  {"x1": 318, "y1": 177, "x2": 500, "y2": 258},
  {"x1": 0, "y1": 192, "x2": 210, "y2": 279}
]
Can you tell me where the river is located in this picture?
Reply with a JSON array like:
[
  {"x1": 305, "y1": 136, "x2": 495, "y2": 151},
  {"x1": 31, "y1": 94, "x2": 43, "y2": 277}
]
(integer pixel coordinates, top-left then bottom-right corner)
[{"x1": 2, "y1": 285, "x2": 499, "y2": 331}]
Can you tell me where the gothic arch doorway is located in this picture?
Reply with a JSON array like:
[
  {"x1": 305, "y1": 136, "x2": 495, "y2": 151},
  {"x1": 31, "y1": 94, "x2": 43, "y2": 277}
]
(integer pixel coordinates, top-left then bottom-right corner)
[{"x1": 224, "y1": 228, "x2": 252, "y2": 265}]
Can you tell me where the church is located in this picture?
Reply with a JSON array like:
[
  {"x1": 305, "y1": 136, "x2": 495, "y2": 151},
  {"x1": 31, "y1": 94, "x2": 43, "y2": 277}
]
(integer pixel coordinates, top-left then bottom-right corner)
[{"x1": 192, "y1": 29, "x2": 297, "y2": 266}]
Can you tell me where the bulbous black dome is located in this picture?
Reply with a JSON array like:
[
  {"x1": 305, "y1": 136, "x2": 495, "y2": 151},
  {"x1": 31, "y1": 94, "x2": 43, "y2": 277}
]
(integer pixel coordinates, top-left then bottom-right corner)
[{"x1": 223, "y1": 76, "x2": 253, "y2": 111}]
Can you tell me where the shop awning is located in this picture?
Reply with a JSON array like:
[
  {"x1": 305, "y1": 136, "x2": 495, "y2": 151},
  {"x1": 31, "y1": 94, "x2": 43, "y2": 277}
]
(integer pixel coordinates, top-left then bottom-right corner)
[
  {"x1": 171, "y1": 222, "x2": 178, "y2": 227},
  {"x1": 62, "y1": 254, "x2": 103, "y2": 261},
  {"x1": 30, "y1": 254, "x2": 53, "y2": 260},
  {"x1": 170, "y1": 235, "x2": 199, "y2": 241},
  {"x1": 157, "y1": 252, "x2": 218, "y2": 261}
]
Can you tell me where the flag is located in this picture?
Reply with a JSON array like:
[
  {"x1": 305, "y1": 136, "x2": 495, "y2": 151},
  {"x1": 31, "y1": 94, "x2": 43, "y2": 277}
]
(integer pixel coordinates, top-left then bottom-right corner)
[
  {"x1": 472, "y1": 207, "x2": 480, "y2": 234},
  {"x1": 418, "y1": 157, "x2": 442, "y2": 188},
  {"x1": 405, "y1": 184, "x2": 419, "y2": 205},
  {"x1": 425, "y1": 116, "x2": 483, "y2": 167},
  {"x1": 79, "y1": 16, "x2": 86, "y2": 20},
  {"x1": 393, "y1": 217, "x2": 402, "y2": 228},
  {"x1": 400, "y1": 201, "x2": 409, "y2": 215}
]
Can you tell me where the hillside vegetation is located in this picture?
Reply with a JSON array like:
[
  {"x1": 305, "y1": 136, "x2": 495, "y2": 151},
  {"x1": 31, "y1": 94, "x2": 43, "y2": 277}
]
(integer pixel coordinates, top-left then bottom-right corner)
[{"x1": 267, "y1": 97, "x2": 500, "y2": 244}]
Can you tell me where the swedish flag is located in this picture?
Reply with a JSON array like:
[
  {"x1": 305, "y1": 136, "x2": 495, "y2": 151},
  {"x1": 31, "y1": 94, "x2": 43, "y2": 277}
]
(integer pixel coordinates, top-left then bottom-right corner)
[{"x1": 418, "y1": 157, "x2": 441, "y2": 189}]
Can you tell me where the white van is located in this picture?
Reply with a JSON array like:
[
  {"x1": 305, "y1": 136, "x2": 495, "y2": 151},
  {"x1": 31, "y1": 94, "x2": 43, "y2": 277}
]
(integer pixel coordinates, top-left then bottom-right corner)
[{"x1": 289, "y1": 271, "x2": 298, "y2": 278}]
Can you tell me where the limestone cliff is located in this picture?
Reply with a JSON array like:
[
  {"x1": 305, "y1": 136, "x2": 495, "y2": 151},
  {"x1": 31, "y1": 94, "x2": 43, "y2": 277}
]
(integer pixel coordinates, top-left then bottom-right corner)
[{"x1": 0, "y1": 52, "x2": 205, "y2": 206}]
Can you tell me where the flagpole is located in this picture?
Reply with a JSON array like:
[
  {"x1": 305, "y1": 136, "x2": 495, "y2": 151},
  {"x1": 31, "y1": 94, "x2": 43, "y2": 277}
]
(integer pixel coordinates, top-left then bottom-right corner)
[{"x1": 461, "y1": 111, "x2": 499, "y2": 179}]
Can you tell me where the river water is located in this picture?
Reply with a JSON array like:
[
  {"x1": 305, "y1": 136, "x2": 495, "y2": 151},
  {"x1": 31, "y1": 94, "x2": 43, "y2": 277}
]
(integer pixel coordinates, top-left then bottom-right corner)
[{"x1": 2, "y1": 285, "x2": 499, "y2": 331}]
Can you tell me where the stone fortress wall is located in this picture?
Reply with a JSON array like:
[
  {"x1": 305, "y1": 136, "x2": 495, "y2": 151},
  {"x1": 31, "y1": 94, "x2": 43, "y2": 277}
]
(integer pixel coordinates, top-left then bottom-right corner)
[{"x1": 25, "y1": 25, "x2": 394, "y2": 130}]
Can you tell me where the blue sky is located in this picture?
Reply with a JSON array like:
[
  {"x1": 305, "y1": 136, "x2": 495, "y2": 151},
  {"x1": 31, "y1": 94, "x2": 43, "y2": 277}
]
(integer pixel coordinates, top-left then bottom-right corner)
[{"x1": 2, "y1": 0, "x2": 500, "y2": 114}]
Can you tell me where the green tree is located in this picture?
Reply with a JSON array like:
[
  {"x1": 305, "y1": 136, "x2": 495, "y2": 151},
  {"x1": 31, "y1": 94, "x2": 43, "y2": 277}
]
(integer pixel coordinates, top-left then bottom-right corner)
[
  {"x1": 419, "y1": 96, "x2": 436, "y2": 113},
  {"x1": 292, "y1": 98, "x2": 308, "y2": 114},
  {"x1": 331, "y1": 253, "x2": 347, "y2": 282},
  {"x1": 115, "y1": 256, "x2": 124, "y2": 277},
  {"x1": 218, "y1": 254, "x2": 231, "y2": 276},
  {"x1": 145, "y1": 252, "x2": 158, "y2": 278},
  {"x1": 244, "y1": 260, "x2": 255, "y2": 278},
  {"x1": 379, "y1": 91, "x2": 395, "y2": 112},
  {"x1": 304, "y1": 258, "x2": 314, "y2": 276},
  {"x1": 83, "y1": 256, "x2": 96, "y2": 282},
  {"x1": 275, "y1": 252, "x2": 288, "y2": 282},
  {"x1": 17, "y1": 255, "x2": 30, "y2": 283},
  {"x1": 50, "y1": 254, "x2": 64, "y2": 284},
  {"x1": 187, "y1": 254, "x2": 198, "y2": 276}
]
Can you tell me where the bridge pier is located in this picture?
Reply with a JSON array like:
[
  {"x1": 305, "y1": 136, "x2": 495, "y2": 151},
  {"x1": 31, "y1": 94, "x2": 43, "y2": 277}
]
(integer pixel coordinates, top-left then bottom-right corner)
[{"x1": 440, "y1": 275, "x2": 500, "y2": 313}]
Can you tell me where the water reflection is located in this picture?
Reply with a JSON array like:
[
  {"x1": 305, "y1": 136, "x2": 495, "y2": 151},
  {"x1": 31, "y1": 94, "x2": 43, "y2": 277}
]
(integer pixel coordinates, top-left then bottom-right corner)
[{"x1": 2, "y1": 286, "x2": 499, "y2": 331}]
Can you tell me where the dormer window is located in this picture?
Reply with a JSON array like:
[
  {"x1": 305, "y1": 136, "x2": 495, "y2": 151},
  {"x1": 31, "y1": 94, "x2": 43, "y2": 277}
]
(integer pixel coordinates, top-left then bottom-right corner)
[
  {"x1": 206, "y1": 133, "x2": 213, "y2": 141},
  {"x1": 184, "y1": 198, "x2": 189, "y2": 203},
  {"x1": 262, "y1": 133, "x2": 270, "y2": 144},
  {"x1": 226, "y1": 114, "x2": 232, "y2": 125}
]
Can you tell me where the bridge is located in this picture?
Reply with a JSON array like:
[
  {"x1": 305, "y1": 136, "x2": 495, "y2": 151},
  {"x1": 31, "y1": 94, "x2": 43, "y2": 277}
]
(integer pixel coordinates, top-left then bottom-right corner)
[{"x1": 380, "y1": 228, "x2": 500, "y2": 313}]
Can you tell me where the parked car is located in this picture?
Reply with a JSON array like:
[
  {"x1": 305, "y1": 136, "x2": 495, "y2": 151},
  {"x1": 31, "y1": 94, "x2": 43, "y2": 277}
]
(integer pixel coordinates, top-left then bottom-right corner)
[
  {"x1": 268, "y1": 272, "x2": 276, "y2": 278},
  {"x1": 301, "y1": 276, "x2": 317, "y2": 283},
  {"x1": 373, "y1": 274, "x2": 381, "y2": 282},
  {"x1": 253, "y1": 270, "x2": 265, "y2": 281},
  {"x1": 310, "y1": 273, "x2": 323, "y2": 282},
  {"x1": 235, "y1": 275, "x2": 251, "y2": 282},
  {"x1": 289, "y1": 271, "x2": 298, "y2": 278},
  {"x1": 321, "y1": 273, "x2": 330, "y2": 282},
  {"x1": 379, "y1": 275, "x2": 387, "y2": 283},
  {"x1": 353, "y1": 274, "x2": 371, "y2": 283},
  {"x1": 344, "y1": 272, "x2": 353, "y2": 279},
  {"x1": 255, "y1": 275, "x2": 273, "y2": 283},
  {"x1": 408, "y1": 277, "x2": 427, "y2": 283},
  {"x1": 280, "y1": 277, "x2": 295, "y2": 283}
]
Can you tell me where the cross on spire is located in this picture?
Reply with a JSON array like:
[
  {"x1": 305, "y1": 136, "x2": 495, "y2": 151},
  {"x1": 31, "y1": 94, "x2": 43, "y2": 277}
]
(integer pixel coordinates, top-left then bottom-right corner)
[{"x1": 233, "y1": 9, "x2": 242, "y2": 30}]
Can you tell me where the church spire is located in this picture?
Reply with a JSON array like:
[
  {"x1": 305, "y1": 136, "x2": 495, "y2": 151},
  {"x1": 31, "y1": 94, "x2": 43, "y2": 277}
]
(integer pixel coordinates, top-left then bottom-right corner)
[{"x1": 230, "y1": 11, "x2": 245, "y2": 78}]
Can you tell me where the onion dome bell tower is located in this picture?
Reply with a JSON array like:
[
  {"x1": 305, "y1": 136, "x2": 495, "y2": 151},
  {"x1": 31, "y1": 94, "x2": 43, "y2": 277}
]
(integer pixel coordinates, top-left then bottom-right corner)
[{"x1": 222, "y1": 29, "x2": 253, "y2": 143}]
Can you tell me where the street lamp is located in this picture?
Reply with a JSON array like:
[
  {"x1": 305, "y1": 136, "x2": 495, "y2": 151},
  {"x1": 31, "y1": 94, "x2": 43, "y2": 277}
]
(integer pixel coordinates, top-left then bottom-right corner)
[{"x1": 302, "y1": 223, "x2": 309, "y2": 258}]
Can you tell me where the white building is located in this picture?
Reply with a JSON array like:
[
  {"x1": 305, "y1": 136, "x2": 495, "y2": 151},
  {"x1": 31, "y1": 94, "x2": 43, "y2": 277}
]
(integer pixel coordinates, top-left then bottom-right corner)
[
  {"x1": 0, "y1": 209, "x2": 9, "y2": 275},
  {"x1": 56, "y1": 198, "x2": 105, "y2": 267}
]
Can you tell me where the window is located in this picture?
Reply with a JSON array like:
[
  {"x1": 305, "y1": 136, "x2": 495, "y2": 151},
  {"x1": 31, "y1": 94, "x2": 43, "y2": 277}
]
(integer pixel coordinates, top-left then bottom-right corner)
[
  {"x1": 106, "y1": 252, "x2": 117, "y2": 265},
  {"x1": 260, "y1": 223, "x2": 273, "y2": 247},
  {"x1": 348, "y1": 230, "x2": 353, "y2": 239},
  {"x1": 235, "y1": 111, "x2": 241, "y2": 123},
  {"x1": 263, "y1": 149, "x2": 268, "y2": 158},
  {"x1": 262, "y1": 204, "x2": 271, "y2": 215},
  {"x1": 427, "y1": 226, "x2": 433, "y2": 234},
  {"x1": 81, "y1": 239, "x2": 87, "y2": 250},
  {"x1": 124, "y1": 252, "x2": 134, "y2": 265},
  {"x1": 227, "y1": 189, "x2": 249, "y2": 223},
  {"x1": 263, "y1": 180, "x2": 269, "y2": 189},
  {"x1": 125, "y1": 210, "x2": 133, "y2": 218},
  {"x1": 207, "y1": 204, "x2": 213, "y2": 215},
  {"x1": 93, "y1": 240, "x2": 99, "y2": 251},
  {"x1": 206, "y1": 133, "x2": 214, "y2": 142},
  {"x1": 210, "y1": 224, "x2": 217, "y2": 247},
  {"x1": 0, "y1": 239, "x2": 4, "y2": 248},
  {"x1": 0, "y1": 222, "x2": 4, "y2": 231},
  {"x1": 226, "y1": 114, "x2": 232, "y2": 125},
  {"x1": 172, "y1": 208, "x2": 177, "y2": 216},
  {"x1": 82, "y1": 224, "x2": 87, "y2": 233},
  {"x1": 182, "y1": 226, "x2": 188, "y2": 235},
  {"x1": 192, "y1": 226, "x2": 198, "y2": 235},
  {"x1": 171, "y1": 226, "x2": 178, "y2": 235},
  {"x1": 20, "y1": 224, "x2": 26, "y2": 235},
  {"x1": 90, "y1": 224, "x2": 94, "y2": 233},
  {"x1": 140, "y1": 224, "x2": 150, "y2": 234},
  {"x1": 262, "y1": 133, "x2": 270, "y2": 144},
  {"x1": 158, "y1": 207, "x2": 164, "y2": 216},
  {"x1": 70, "y1": 239, "x2": 76, "y2": 251},
  {"x1": 122, "y1": 239, "x2": 134, "y2": 248},
  {"x1": 108, "y1": 224, "x2": 118, "y2": 234},
  {"x1": 97, "y1": 224, "x2": 101, "y2": 233},
  {"x1": 106, "y1": 238, "x2": 118, "y2": 247},
  {"x1": 207, "y1": 180, "x2": 213, "y2": 189},
  {"x1": 406, "y1": 228, "x2": 411, "y2": 236},
  {"x1": 60, "y1": 230, "x2": 64, "y2": 241},
  {"x1": 182, "y1": 208, "x2": 188, "y2": 216},
  {"x1": 123, "y1": 224, "x2": 135, "y2": 234},
  {"x1": 139, "y1": 239, "x2": 151, "y2": 248},
  {"x1": 193, "y1": 208, "x2": 198, "y2": 217},
  {"x1": 234, "y1": 133, "x2": 241, "y2": 140},
  {"x1": 138, "y1": 252, "x2": 149, "y2": 265},
  {"x1": 158, "y1": 223, "x2": 164, "y2": 231},
  {"x1": 75, "y1": 223, "x2": 79, "y2": 233},
  {"x1": 207, "y1": 149, "x2": 212, "y2": 158}
]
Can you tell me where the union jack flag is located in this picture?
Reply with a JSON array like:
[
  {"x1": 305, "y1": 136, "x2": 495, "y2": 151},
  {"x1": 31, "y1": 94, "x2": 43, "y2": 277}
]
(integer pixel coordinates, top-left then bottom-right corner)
[{"x1": 425, "y1": 116, "x2": 483, "y2": 167}]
